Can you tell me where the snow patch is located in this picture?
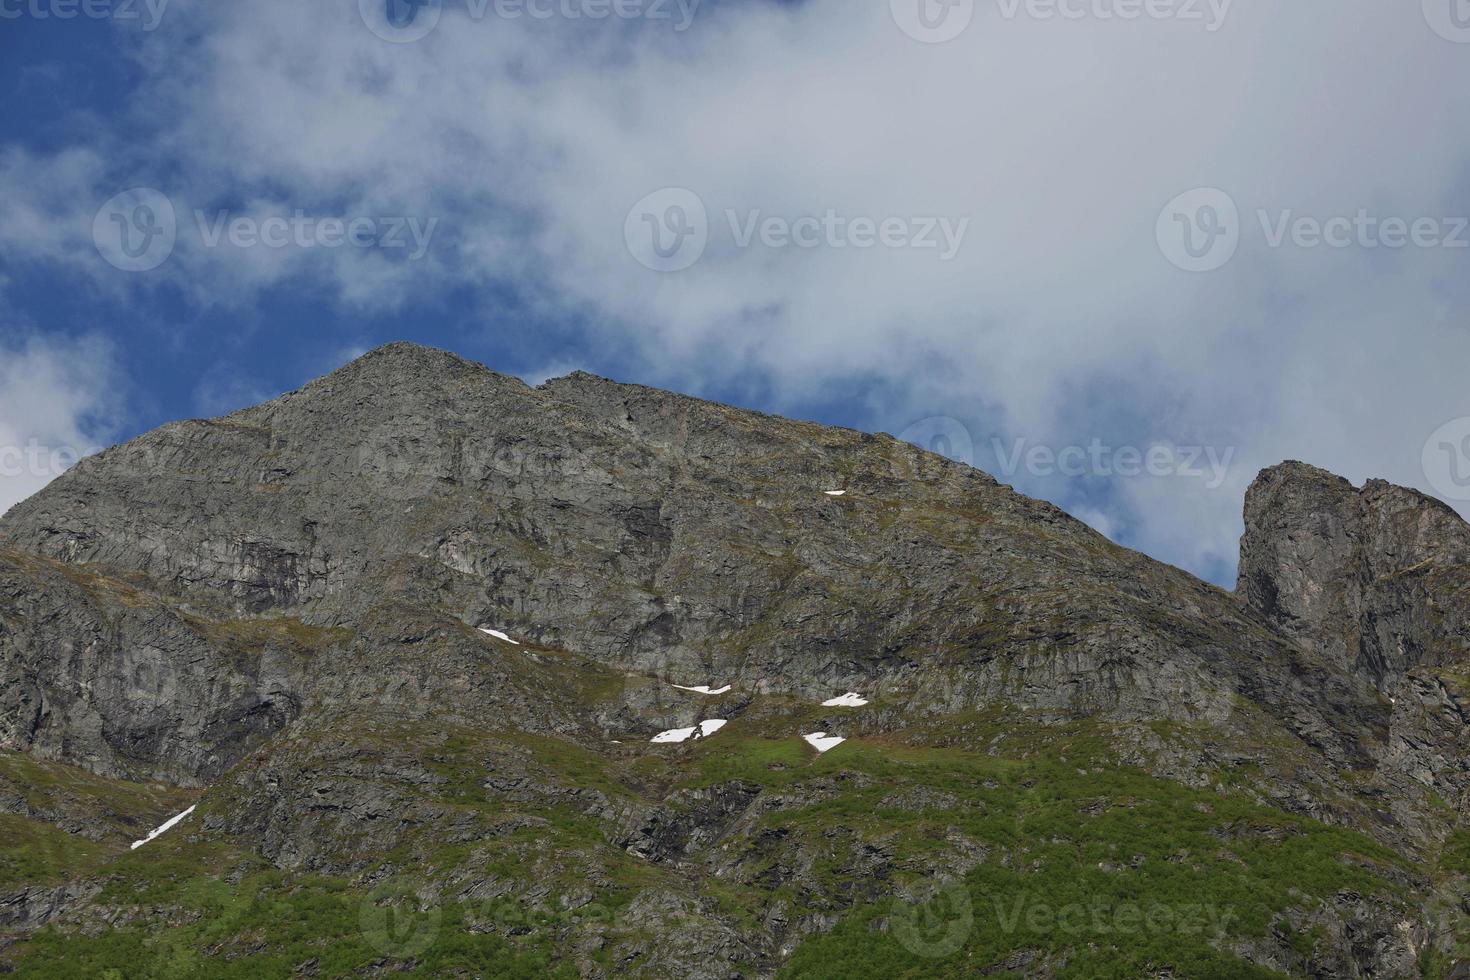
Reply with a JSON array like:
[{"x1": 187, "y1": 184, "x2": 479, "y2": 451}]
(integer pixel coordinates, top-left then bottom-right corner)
[
  {"x1": 823, "y1": 490, "x2": 847, "y2": 497},
  {"x1": 130, "y1": 804, "x2": 197, "y2": 850},
  {"x1": 804, "y1": 732, "x2": 846, "y2": 753},
  {"x1": 673, "y1": 684, "x2": 732, "y2": 696},
  {"x1": 822, "y1": 693, "x2": 869, "y2": 707},
  {"x1": 479, "y1": 628, "x2": 521, "y2": 645},
  {"x1": 651, "y1": 720, "x2": 728, "y2": 744}
]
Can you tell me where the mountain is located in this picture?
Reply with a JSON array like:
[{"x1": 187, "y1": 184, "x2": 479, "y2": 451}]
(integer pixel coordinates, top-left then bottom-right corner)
[{"x1": 1, "y1": 342, "x2": 1467, "y2": 978}]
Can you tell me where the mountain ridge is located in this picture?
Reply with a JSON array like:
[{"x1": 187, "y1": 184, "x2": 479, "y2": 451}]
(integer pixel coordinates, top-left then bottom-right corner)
[{"x1": 1, "y1": 342, "x2": 1467, "y2": 977}]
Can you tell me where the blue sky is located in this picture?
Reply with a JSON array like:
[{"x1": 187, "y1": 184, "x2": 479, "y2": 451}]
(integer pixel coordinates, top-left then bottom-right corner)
[{"x1": 3, "y1": 0, "x2": 1470, "y2": 588}]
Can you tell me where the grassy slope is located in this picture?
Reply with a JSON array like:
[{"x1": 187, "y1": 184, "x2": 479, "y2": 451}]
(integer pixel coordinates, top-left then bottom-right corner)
[
  {"x1": 0, "y1": 753, "x2": 195, "y2": 889},
  {"x1": 4, "y1": 705, "x2": 1456, "y2": 979}
]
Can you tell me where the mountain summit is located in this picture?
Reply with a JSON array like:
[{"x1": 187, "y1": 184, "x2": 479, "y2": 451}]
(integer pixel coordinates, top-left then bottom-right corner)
[{"x1": 1, "y1": 343, "x2": 1467, "y2": 977}]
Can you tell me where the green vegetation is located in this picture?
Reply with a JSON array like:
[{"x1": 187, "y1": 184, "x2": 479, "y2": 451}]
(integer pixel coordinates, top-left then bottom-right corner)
[
  {"x1": 0, "y1": 751, "x2": 195, "y2": 859},
  {"x1": 679, "y1": 732, "x2": 1409, "y2": 979},
  {"x1": 0, "y1": 715, "x2": 1445, "y2": 978},
  {"x1": 0, "y1": 814, "x2": 111, "y2": 888},
  {"x1": 13, "y1": 868, "x2": 576, "y2": 980}
]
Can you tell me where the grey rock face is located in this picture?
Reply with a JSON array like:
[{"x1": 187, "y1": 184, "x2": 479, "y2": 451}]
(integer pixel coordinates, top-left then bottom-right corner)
[
  {"x1": 0, "y1": 880, "x2": 100, "y2": 931},
  {"x1": 0, "y1": 344, "x2": 1382, "y2": 784},
  {"x1": 0, "y1": 551, "x2": 301, "y2": 785},
  {"x1": 1239, "y1": 460, "x2": 1470, "y2": 689}
]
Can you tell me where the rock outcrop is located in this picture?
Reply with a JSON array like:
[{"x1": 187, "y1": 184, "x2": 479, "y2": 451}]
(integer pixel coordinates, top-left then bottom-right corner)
[{"x1": 1239, "y1": 460, "x2": 1470, "y2": 689}]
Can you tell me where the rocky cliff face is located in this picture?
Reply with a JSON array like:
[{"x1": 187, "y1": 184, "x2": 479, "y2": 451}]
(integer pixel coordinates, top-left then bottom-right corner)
[
  {"x1": 1239, "y1": 460, "x2": 1470, "y2": 689},
  {"x1": 0, "y1": 344, "x2": 1467, "y2": 978},
  {"x1": 0, "y1": 346, "x2": 1379, "y2": 780}
]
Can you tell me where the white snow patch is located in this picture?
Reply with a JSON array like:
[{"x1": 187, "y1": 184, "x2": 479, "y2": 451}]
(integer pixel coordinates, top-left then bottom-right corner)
[
  {"x1": 824, "y1": 490, "x2": 847, "y2": 497},
  {"x1": 822, "y1": 692, "x2": 869, "y2": 707},
  {"x1": 130, "y1": 804, "x2": 197, "y2": 850},
  {"x1": 479, "y1": 628, "x2": 521, "y2": 645},
  {"x1": 651, "y1": 719, "x2": 729, "y2": 744},
  {"x1": 804, "y1": 732, "x2": 846, "y2": 753},
  {"x1": 672, "y1": 684, "x2": 733, "y2": 696}
]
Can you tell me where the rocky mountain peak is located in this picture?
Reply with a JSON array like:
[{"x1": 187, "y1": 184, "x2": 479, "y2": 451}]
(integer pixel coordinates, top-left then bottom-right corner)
[
  {"x1": 312, "y1": 341, "x2": 502, "y2": 392},
  {"x1": 1238, "y1": 460, "x2": 1470, "y2": 687}
]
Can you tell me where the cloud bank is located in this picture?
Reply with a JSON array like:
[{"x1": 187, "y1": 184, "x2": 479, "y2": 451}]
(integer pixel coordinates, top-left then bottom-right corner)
[{"x1": 4, "y1": 0, "x2": 1470, "y2": 584}]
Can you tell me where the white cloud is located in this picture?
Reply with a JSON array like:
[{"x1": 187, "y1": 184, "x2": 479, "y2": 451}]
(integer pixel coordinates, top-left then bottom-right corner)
[
  {"x1": 4, "y1": 0, "x2": 1470, "y2": 582},
  {"x1": 0, "y1": 333, "x2": 121, "y2": 518}
]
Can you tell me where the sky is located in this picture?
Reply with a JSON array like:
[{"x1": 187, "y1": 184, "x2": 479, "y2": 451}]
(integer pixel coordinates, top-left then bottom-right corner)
[{"x1": 2, "y1": 0, "x2": 1469, "y2": 588}]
